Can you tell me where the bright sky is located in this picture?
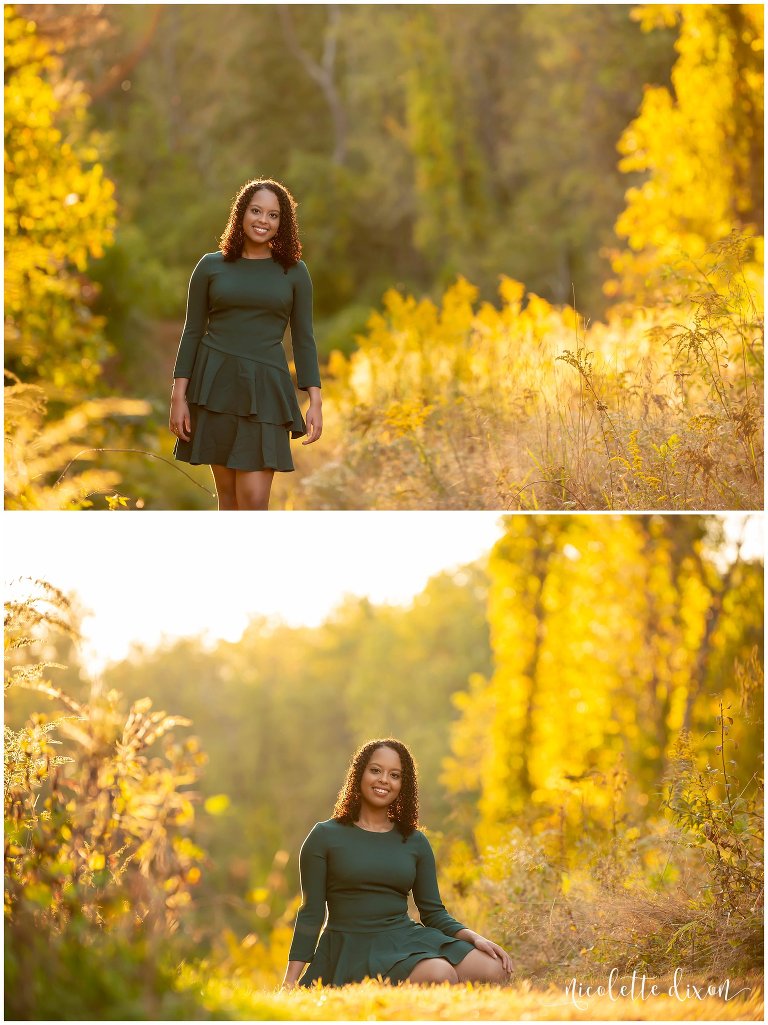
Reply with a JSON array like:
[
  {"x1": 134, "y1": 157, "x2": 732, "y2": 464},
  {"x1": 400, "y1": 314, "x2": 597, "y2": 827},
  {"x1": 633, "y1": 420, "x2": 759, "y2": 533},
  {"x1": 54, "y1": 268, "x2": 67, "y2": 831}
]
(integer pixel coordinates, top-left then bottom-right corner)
[
  {"x1": 4, "y1": 512, "x2": 761, "y2": 676},
  {"x1": 5, "y1": 512, "x2": 504, "y2": 674}
]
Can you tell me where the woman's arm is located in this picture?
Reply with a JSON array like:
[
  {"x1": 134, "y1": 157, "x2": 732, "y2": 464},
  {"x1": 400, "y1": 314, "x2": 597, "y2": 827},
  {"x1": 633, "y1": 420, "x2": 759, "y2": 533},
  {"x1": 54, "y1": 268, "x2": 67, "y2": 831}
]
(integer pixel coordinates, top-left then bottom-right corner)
[
  {"x1": 173, "y1": 254, "x2": 212, "y2": 380},
  {"x1": 412, "y1": 833, "x2": 512, "y2": 973},
  {"x1": 289, "y1": 262, "x2": 322, "y2": 392},
  {"x1": 169, "y1": 254, "x2": 211, "y2": 439},
  {"x1": 411, "y1": 831, "x2": 467, "y2": 935},
  {"x1": 282, "y1": 822, "x2": 329, "y2": 987},
  {"x1": 290, "y1": 263, "x2": 322, "y2": 445}
]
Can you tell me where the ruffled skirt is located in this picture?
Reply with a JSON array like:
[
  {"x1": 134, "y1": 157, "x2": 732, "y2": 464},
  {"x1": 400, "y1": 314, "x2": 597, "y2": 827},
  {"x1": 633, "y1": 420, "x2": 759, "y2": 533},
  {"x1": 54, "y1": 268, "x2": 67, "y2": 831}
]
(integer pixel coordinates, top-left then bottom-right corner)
[
  {"x1": 299, "y1": 921, "x2": 475, "y2": 988},
  {"x1": 174, "y1": 342, "x2": 306, "y2": 472}
]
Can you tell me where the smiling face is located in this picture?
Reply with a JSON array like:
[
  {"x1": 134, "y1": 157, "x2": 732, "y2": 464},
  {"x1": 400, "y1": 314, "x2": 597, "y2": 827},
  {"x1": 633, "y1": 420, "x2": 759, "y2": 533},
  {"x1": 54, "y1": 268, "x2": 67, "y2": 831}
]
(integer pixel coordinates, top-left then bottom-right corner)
[
  {"x1": 241, "y1": 187, "x2": 281, "y2": 247},
  {"x1": 360, "y1": 745, "x2": 403, "y2": 810}
]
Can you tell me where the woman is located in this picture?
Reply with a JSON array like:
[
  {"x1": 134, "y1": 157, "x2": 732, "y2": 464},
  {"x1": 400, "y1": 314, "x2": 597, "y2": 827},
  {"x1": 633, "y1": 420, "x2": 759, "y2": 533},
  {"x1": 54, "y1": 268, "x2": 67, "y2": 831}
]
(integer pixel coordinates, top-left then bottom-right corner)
[
  {"x1": 282, "y1": 739, "x2": 512, "y2": 988},
  {"x1": 169, "y1": 178, "x2": 322, "y2": 510}
]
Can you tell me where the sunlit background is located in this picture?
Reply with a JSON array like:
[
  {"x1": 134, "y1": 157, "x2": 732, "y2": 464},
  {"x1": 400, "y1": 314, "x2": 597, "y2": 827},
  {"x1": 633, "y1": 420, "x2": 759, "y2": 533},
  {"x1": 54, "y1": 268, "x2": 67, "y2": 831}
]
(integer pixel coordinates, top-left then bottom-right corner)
[
  {"x1": 6, "y1": 3, "x2": 763, "y2": 511},
  {"x1": 6, "y1": 510, "x2": 764, "y2": 1016},
  {"x1": 5, "y1": 1, "x2": 764, "y2": 1018}
]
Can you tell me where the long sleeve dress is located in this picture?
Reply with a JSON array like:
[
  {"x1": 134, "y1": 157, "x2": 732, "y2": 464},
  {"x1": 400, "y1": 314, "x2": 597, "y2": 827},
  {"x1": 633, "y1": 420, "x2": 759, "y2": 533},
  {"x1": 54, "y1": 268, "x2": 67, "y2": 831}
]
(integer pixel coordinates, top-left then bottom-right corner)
[
  {"x1": 288, "y1": 819, "x2": 475, "y2": 986},
  {"x1": 172, "y1": 251, "x2": 321, "y2": 472}
]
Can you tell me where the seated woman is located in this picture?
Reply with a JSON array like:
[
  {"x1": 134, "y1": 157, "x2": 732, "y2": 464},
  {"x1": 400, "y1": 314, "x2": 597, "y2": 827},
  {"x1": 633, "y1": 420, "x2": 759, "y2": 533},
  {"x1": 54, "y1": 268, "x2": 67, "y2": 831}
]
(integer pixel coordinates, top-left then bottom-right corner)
[{"x1": 282, "y1": 738, "x2": 512, "y2": 987}]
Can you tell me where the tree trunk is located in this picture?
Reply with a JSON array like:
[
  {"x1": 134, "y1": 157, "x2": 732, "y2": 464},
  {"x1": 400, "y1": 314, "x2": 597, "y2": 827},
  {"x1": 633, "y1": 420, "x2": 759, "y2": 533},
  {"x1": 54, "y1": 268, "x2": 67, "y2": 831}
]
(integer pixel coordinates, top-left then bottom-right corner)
[{"x1": 278, "y1": 4, "x2": 347, "y2": 166}]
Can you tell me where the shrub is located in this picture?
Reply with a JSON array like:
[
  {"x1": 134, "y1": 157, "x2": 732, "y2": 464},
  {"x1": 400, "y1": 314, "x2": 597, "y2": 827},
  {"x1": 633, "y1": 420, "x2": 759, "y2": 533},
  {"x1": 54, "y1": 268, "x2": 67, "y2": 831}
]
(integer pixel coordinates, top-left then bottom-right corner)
[{"x1": 4, "y1": 581, "x2": 208, "y2": 1019}]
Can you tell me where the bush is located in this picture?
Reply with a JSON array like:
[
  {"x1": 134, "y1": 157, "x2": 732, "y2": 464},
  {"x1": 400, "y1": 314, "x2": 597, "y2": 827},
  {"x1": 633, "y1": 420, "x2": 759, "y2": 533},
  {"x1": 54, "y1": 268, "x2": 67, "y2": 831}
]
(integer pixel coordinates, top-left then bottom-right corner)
[{"x1": 4, "y1": 581, "x2": 208, "y2": 1019}]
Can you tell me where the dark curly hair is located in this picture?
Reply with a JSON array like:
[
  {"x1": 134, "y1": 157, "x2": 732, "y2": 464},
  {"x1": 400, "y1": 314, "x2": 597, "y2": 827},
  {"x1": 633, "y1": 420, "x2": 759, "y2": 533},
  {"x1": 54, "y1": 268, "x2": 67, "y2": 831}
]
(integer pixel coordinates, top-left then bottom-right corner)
[
  {"x1": 219, "y1": 178, "x2": 301, "y2": 271},
  {"x1": 332, "y1": 739, "x2": 419, "y2": 842}
]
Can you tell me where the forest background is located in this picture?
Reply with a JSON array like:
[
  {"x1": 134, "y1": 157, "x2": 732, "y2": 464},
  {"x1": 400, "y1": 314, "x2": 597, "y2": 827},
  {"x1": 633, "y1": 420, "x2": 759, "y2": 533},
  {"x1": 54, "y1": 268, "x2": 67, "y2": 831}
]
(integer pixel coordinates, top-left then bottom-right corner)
[
  {"x1": 4, "y1": 2, "x2": 764, "y2": 510},
  {"x1": 5, "y1": 513, "x2": 764, "y2": 1018}
]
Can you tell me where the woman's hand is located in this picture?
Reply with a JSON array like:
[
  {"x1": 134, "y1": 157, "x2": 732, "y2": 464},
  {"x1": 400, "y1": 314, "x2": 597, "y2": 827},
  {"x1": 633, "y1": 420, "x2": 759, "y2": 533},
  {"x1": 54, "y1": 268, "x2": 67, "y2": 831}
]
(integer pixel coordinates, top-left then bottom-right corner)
[
  {"x1": 302, "y1": 390, "x2": 323, "y2": 446},
  {"x1": 471, "y1": 933, "x2": 513, "y2": 975},
  {"x1": 169, "y1": 383, "x2": 191, "y2": 442},
  {"x1": 281, "y1": 960, "x2": 307, "y2": 991}
]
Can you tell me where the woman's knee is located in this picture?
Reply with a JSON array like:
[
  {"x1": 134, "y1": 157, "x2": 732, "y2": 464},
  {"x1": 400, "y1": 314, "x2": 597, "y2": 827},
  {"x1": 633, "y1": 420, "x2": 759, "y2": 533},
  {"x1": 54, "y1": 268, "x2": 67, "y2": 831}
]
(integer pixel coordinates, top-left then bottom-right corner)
[
  {"x1": 235, "y1": 469, "x2": 273, "y2": 510},
  {"x1": 407, "y1": 958, "x2": 459, "y2": 984},
  {"x1": 211, "y1": 466, "x2": 238, "y2": 508},
  {"x1": 216, "y1": 492, "x2": 238, "y2": 510},
  {"x1": 455, "y1": 951, "x2": 509, "y2": 985},
  {"x1": 485, "y1": 958, "x2": 509, "y2": 985}
]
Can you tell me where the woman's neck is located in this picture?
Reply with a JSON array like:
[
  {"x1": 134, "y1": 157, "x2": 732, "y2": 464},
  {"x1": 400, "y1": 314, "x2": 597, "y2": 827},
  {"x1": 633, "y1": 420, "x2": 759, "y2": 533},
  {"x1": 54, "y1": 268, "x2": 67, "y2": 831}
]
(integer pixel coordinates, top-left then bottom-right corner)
[
  {"x1": 241, "y1": 241, "x2": 272, "y2": 260},
  {"x1": 355, "y1": 804, "x2": 394, "y2": 831}
]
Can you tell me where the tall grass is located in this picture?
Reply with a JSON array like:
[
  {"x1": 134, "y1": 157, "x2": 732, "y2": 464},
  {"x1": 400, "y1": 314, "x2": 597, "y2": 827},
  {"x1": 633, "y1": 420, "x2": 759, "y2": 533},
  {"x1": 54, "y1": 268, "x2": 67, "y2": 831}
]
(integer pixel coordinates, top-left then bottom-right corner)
[
  {"x1": 3, "y1": 375, "x2": 152, "y2": 510},
  {"x1": 436, "y1": 660, "x2": 763, "y2": 987},
  {"x1": 299, "y1": 235, "x2": 762, "y2": 510}
]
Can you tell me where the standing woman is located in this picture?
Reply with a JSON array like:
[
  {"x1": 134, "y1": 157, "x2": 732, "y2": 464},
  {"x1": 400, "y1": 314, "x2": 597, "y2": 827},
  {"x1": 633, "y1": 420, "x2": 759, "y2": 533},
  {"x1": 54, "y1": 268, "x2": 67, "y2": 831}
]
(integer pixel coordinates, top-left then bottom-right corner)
[
  {"x1": 282, "y1": 739, "x2": 512, "y2": 988},
  {"x1": 169, "y1": 178, "x2": 322, "y2": 510}
]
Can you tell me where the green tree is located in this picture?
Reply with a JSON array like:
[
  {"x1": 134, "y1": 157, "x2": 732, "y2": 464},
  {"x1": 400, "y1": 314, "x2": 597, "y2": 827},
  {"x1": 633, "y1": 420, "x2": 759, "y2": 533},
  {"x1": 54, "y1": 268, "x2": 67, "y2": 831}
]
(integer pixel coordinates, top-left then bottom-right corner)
[
  {"x1": 401, "y1": 7, "x2": 491, "y2": 282},
  {"x1": 493, "y1": 4, "x2": 676, "y2": 311}
]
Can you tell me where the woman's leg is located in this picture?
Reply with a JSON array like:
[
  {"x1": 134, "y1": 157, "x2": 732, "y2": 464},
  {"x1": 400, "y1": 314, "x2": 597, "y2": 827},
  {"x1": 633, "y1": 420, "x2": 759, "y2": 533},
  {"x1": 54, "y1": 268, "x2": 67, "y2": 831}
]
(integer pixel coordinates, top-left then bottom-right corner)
[
  {"x1": 235, "y1": 469, "x2": 275, "y2": 511},
  {"x1": 405, "y1": 958, "x2": 459, "y2": 985},
  {"x1": 211, "y1": 465, "x2": 238, "y2": 510},
  {"x1": 454, "y1": 949, "x2": 509, "y2": 985}
]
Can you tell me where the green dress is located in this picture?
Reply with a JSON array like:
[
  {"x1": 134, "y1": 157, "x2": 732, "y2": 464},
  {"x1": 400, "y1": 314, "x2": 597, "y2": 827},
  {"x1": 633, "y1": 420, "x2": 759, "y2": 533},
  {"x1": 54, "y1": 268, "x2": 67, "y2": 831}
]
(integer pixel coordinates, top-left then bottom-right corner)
[
  {"x1": 288, "y1": 819, "x2": 475, "y2": 986},
  {"x1": 172, "y1": 251, "x2": 321, "y2": 472}
]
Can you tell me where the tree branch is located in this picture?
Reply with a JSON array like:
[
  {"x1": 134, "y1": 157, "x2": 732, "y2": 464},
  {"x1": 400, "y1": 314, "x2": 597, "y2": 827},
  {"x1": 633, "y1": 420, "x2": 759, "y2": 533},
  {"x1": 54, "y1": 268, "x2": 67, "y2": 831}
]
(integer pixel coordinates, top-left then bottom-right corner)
[{"x1": 278, "y1": 4, "x2": 347, "y2": 165}]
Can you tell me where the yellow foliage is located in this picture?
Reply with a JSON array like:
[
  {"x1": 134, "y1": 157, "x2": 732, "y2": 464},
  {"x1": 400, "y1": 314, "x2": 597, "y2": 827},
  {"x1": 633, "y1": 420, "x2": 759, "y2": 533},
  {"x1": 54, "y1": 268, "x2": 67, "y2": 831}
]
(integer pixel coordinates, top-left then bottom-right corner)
[
  {"x1": 87, "y1": 851, "x2": 106, "y2": 871},
  {"x1": 383, "y1": 400, "x2": 435, "y2": 438},
  {"x1": 443, "y1": 514, "x2": 763, "y2": 852},
  {"x1": 204, "y1": 793, "x2": 232, "y2": 816},
  {"x1": 4, "y1": 5, "x2": 117, "y2": 391},
  {"x1": 5, "y1": 581, "x2": 207, "y2": 945},
  {"x1": 309, "y1": 242, "x2": 762, "y2": 510},
  {"x1": 610, "y1": 5, "x2": 764, "y2": 300}
]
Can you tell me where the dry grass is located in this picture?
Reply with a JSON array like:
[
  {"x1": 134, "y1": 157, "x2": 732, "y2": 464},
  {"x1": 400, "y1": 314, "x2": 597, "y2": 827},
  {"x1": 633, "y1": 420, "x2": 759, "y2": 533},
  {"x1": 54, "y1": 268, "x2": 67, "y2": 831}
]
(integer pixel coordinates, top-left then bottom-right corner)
[
  {"x1": 464, "y1": 833, "x2": 761, "y2": 985},
  {"x1": 4, "y1": 376, "x2": 152, "y2": 510},
  {"x1": 286, "y1": 238, "x2": 762, "y2": 511}
]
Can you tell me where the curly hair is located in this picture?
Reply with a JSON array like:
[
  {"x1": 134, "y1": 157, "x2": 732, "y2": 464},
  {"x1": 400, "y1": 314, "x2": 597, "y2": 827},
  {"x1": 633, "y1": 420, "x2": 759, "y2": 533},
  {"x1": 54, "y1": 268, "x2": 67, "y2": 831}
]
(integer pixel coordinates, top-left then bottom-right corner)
[
  {"x1": 219, "y1": 178, "x2": 302, "y2": 271},
  {"x1": 332, "y1": 739, "x2": 419, "y2": 842}
]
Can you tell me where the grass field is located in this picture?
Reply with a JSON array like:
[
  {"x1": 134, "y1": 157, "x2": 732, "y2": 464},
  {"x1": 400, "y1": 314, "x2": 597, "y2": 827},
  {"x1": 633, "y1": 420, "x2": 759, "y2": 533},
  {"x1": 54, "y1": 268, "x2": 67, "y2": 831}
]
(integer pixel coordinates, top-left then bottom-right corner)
[{"x1": 177, "y1": 972, "x2": 764, "y2": 1021}]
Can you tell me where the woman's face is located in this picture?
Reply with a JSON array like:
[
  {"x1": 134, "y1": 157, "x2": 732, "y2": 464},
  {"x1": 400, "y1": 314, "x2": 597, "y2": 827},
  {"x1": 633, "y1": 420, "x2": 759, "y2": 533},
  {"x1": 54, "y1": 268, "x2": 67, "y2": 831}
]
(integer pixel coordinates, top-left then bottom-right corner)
[
  {"x1": 360, "y1": 746, "x2": 403, "y2": 809},
  {"x1": 241, "y1": 188, "x2": 281, "y2": 246}
]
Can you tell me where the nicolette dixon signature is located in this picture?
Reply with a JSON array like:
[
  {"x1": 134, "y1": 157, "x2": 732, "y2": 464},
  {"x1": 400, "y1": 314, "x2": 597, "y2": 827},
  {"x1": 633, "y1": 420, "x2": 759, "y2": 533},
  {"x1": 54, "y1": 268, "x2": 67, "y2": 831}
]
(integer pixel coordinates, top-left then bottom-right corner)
[{"x1": 559, "y1": 968, "x2": 751, "y2": 1010}]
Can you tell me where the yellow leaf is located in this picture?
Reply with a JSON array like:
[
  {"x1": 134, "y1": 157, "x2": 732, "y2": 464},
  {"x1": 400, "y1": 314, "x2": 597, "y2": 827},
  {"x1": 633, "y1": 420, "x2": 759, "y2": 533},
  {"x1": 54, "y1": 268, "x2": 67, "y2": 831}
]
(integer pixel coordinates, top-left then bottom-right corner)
[{"x1": 204, "y1": 793, "x2": 231, "y2": 816}]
